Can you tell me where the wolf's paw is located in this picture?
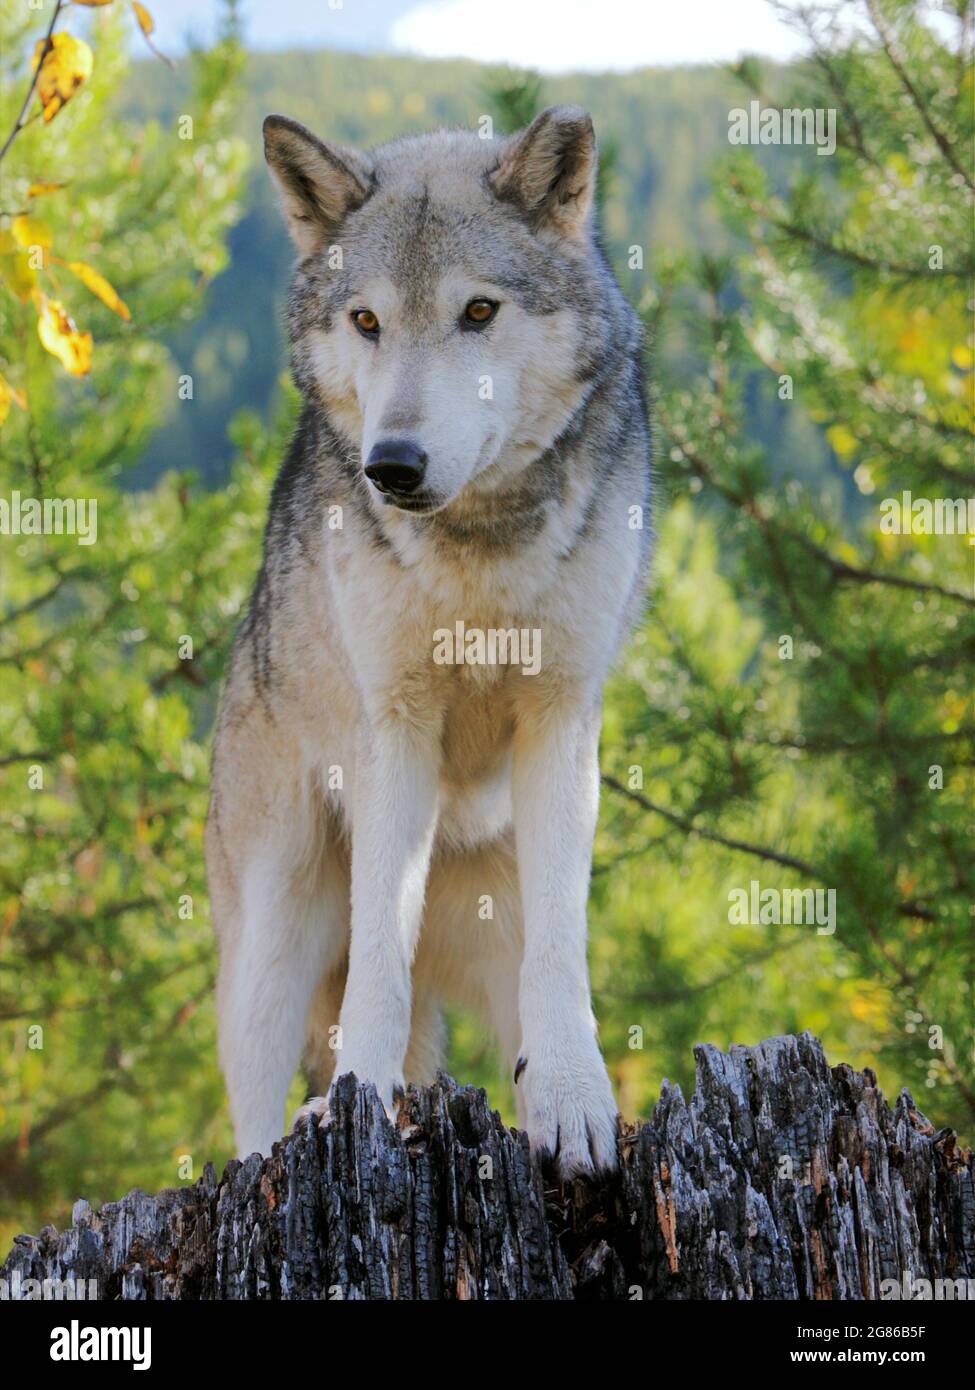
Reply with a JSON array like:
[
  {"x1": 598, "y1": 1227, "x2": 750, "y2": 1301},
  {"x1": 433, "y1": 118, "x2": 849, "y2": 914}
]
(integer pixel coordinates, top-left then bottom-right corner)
[
  {"x1": 292, "y1": 1073, "x2": 403, "y2": 1136},
  {"x1": 333, "y1": 1062, "x2": 405, "y2": 1123},
  {"x1": 291, "y1": 1094, "x2": 331, "y2": 1133},
  {"x1": 516, "y1": 1040, "x2": 619, "y2": 1179}
]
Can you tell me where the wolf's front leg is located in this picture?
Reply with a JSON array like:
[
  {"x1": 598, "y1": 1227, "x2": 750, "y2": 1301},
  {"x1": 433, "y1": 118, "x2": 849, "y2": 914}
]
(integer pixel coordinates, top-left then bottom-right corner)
[
  {"x1": 217, "y1": 847, "x2": 345, "y2": 1159},
  {"x1": 512, "y1": 699, "x2": 618, "y2": 1176},
  {"x1": 333, "y1": 722, "x2": 440, "y2": 1111}
]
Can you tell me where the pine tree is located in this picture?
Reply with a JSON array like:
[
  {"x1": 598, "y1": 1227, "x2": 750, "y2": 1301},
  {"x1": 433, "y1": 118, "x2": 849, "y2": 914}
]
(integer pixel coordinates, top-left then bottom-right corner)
[
  {"x1": 602, "y1": 0, "x2": 973, "y2": 1126},
  {"x1": 0, "y1": 1, "x2": 254, "y2": 1237}
]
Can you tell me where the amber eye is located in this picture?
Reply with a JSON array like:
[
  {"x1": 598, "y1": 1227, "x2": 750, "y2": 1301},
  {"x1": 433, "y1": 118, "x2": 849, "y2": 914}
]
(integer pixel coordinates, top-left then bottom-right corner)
[
  {"x1": 463, "y1": 298, "x2": 498, "y2": 327},
  {"x1": 351, "y1": 308, "x2": 380, "y2": 337}
]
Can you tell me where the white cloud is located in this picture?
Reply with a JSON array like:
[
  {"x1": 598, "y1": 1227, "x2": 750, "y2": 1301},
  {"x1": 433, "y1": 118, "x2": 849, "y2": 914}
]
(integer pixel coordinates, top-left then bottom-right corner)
[{"x1": 390, "y1": 0, "x2": 807, "y2": 71}]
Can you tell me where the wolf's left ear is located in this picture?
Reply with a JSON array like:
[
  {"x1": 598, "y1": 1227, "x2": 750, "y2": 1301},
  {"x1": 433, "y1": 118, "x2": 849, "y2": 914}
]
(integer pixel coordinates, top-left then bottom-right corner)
[
  {"x1": 489, "y1": 105, "x2": 596, "y2": 242},
  {"x1": 263, "y1": 114, "x2": 374, "y2": 256}
]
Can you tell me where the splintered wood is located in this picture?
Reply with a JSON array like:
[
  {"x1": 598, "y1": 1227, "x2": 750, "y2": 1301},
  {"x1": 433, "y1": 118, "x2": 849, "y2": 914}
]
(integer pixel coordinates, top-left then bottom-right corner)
[{"x1": 4, "y1": 1033, "x2": 972, "y2": 1300}]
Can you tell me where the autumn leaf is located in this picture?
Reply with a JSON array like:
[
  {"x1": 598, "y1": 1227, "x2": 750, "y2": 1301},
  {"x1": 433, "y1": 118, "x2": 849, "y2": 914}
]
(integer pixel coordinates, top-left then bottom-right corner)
[
  {"x1": 132, "y1": 1, "x2": 154, "y2": 34},
  {"x1": 131, "y1": 3, "x2": 173, "y2": 67},
  {"x1": 60, "y1": 258, "x2": 131, "y2": 321},
  {"x1": 0, "y1": 372, "x2": 28, "y2": 426},
  {"x1": 12, "y1": 214, "x2": 53, "y2": 251},
  {"x1": 33, "y1": 33, "x2": 94, "y2": 124},
  {"x1": 28, "y1": 181, "x2": 67, "y2": 198},
  {"x1": 35, "y1": 292, "x2": 93, "y2": 376},
  {"x1": 0, "y1": 229, "x2": 38, "y2": 301}
]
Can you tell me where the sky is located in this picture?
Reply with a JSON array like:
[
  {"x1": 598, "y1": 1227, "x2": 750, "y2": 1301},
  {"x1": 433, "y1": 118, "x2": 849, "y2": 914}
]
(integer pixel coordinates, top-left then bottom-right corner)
[{"x1": 147, "y1": 0, "x2": 811, "y2": 69}]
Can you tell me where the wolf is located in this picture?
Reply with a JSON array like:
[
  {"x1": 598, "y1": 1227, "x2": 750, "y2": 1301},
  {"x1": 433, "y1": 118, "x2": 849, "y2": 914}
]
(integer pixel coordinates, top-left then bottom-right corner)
[{"x1": 206, "y1": 105, "x2": 652, "y2": 1176}]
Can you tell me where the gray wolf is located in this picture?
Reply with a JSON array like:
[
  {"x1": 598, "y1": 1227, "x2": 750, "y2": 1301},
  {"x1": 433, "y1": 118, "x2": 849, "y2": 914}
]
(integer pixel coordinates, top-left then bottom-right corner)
[{"x1": 206, "y1": 105, "x2": 652, "y2": 1176}]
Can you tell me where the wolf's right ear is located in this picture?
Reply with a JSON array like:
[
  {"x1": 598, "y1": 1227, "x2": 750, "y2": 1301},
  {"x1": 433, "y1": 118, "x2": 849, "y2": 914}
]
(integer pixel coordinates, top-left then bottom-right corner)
[{"x1": 263, "y1": 115, "x2": 374, "y2": 256}]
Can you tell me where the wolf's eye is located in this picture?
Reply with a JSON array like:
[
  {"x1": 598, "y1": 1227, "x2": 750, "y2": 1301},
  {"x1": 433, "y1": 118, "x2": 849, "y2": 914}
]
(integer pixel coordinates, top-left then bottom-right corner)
[
  {"x1": 351, "y1": 308, "x2": 380, "y2": 338},
  {"x1": 463, "y1": 298, "x2": 498, "y2": 327}
]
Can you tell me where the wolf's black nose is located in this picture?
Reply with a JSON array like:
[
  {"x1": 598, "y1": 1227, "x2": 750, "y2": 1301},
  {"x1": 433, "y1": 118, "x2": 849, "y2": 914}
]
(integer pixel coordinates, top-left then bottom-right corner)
[{"x1": 364, "y1": 440, "x2": 427, "y2": 496}]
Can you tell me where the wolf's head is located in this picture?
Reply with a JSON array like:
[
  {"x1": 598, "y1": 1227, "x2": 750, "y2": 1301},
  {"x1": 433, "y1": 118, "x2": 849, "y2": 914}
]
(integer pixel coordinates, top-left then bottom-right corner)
[{"x1": 264, "y1": 107, "x2": 621, "y2": 515}]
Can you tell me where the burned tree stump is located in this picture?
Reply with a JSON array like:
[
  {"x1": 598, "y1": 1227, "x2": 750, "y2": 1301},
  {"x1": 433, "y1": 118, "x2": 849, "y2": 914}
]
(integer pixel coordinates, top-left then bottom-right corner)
[{"x1": 3, "y1": 1032, "x2": 972, "y2": 1299}]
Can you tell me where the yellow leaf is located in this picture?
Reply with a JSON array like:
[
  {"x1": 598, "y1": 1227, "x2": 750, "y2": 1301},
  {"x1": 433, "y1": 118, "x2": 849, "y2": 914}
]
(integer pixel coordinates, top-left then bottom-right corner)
[
  {"x1": 35, "y1": 293, "x2": 93, "y2": 376},
  {"x1": 32, "y1": 33, "x2": 93, "y2": 124},
  {"x1": 132, "y1": 2, "x2": 154, "y2": 36},
  {"x1": 28, "y1": 181, "x2": 67, "y2": 197},
  {"x1": 61, "y1": 259, "x2": 131, "y2": 321},
  {"x1": 951, "y1": 345, "x2": 974, "y2": 372},
  {"x1": 0, "y1": 260, "x2": 37, "y2": 301},
  {"x1": 11, "y1": 214, "x2": 53, "y2": 250},
  {"x1": 130, "y1": 3, "x2": 172, "y2": 66},
  {"x1": 826, "y1": 423, "x2": 858, "y2": 460},
  {"x1": 0, "y1": 230, "x2": 38, "y2": 301},
  {"x1": 0, "y1": 373, "x2": 28, "y2": 426}
]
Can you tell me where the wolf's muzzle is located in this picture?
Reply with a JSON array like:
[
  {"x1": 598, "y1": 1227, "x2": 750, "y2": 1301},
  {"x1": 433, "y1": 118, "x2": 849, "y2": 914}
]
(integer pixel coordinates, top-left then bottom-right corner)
[{"x1": 365, "y1": 440, "x2": 428, "y2": 498}]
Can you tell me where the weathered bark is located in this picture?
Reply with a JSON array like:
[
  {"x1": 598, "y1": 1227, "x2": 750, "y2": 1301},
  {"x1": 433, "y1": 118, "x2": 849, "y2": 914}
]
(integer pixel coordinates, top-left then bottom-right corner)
[{"x1": 4, "y1": 1032, "x2": 972, "y2": 1300}]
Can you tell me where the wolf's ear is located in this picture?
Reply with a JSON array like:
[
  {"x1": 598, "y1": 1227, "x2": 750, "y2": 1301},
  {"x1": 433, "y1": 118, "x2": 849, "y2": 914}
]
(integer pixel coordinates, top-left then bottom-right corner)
[
  {"x1": 263, "y1": 114, "x2": 374, "y2": 255},
  {"x1": 489, "y1": 105, "x2": 596, "y2": 242}
]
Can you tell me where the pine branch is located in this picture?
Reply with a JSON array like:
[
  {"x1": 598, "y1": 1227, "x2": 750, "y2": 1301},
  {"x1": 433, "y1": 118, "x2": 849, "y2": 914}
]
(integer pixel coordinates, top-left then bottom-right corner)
[
  {"x1": 866, "y1": 0, "x2": 975, "y2": 194},
  {"x1": 601, "y1": 775, "x2": 937, "y2": 924},
  {"x1": 661, "y1": 412, "x2": 975, "y2": 610}
]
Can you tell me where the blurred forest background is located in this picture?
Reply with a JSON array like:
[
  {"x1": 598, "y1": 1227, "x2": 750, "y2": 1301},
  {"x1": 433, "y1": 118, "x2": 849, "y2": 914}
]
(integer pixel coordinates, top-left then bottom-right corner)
[{"x1": 0, "y1": 0, "x2": 972, "y2": 1247}]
